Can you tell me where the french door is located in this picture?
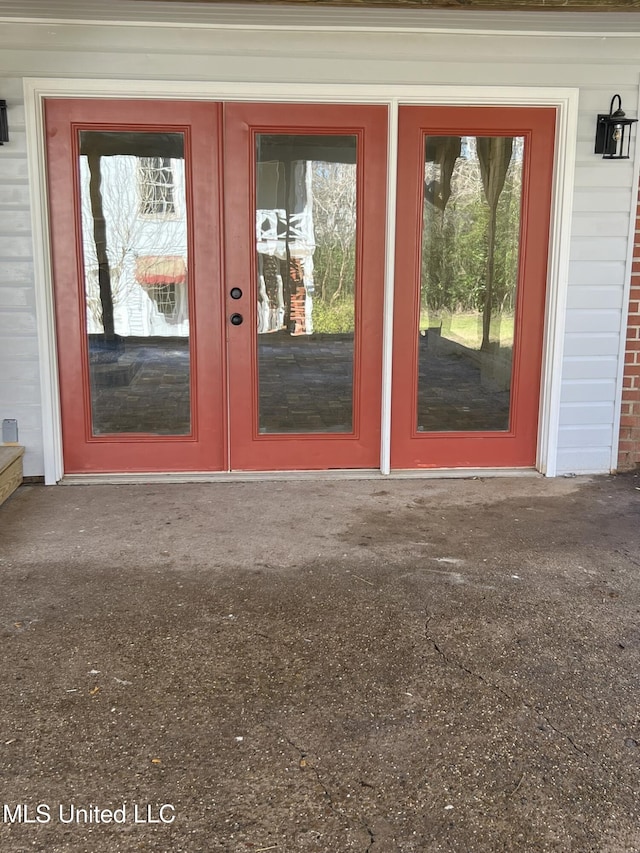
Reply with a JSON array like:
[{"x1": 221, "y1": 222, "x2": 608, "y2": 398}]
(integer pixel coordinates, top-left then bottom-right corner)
[
  {"x1": 45, "y1": 99, "x2": 387, "y2": 473},
  {"x1": 391, "y1": 106, "x2": 556, "y2": 469},
  {"x1": 224, "y1": 103, "x2": 387, "y2": 470},
  {"x1": 46, "y1": 99, "x2": 225, "y2": 473},
  {"x1": 45, "y1": 98, "x2": 554, "y2": 475}
]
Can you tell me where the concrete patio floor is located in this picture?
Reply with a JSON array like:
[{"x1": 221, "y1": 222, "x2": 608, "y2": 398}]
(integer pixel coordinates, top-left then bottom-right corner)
[{"x1": 0, "y1": 473, "x2": 639, "y2": 852}]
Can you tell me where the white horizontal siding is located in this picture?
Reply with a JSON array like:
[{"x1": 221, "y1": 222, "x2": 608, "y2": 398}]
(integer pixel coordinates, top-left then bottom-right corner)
[
  {"x1": 0, "y1": 181, "x2": 31, "y2": 207},
  {"x1": 569, "y1": 239, "x2": 628, "y2": 263},
  {"x1": 562, "y1": 356, "x2": 619, "y2": 381},
  {"x1": 559, "y1": 74, "x2": 638, "y2": 474},
  {"x1": 559, "y1": 402, "x2": 616, "y2": 426},
  {"x1": 0, "y1": 379, "x2": 43, "y2": 405},
  {"x1": 572, "y1": 189, "x2": 633, "y2": 214},
  {"x1": 0, "y1": 235, "x2": 33, "y2": 259},
  {"x1": 0, "y1": 157, "x2": 28, "y2": 180},
  {"x1": 0, "y1": 209, "x2": 33, "y2": 233},
  {"x1": 561, "y1": 233, "x2": 625, "y2": 490},
  {"x1": 568, "y1": 262, "x2": 627, "y2": 287},
  {"x1": 563, "y1": 333, "x2": 621, "y2": 358},
  {"x1": 571, "y1": 213, "x2": 630, "y2": 238},
  {"x1": 1, "y1": 21, "x2": 640, "y2": 82},
  {"x1": 0, "y1": 19, "x2": 636, "y2": 477},
  {"x1": 564, "y1": 309, "x2": 622, "y2": 334},
  {"x1": 0, "y1": 261, "x2": 36, "y2": 288},
  {"x1": 1, "y1": 360, "x2": 40, "y2": 382},
  {"x1": 560, "y1": 380, "x2": 618, "y2": 404},
  {"x1": 573, "y1": 167, "x2": 635, "y2": 190},
  {"x1": 566, "y1": 287, "x2": 624, "y2": 311},
  {"x1": 555, "y1": 447, "x2": 614, "y2": 475},
  {"x1": 557, "y1": 425, "x2": 614, "y2": 448},
  {"x1": 0, "y1": 77, "x2": 42, "y2": 477},
  {"x1": 0, "y1": 287, "x2": 34, "y2": 308},
  {"x1": 0, "y1": 335, "x2": 39, "y2": 362}
]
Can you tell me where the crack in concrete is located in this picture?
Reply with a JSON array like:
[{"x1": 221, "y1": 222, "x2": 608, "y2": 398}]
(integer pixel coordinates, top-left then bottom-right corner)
[
  {"x1": 283, "y1": 734, "x2": 376, "y2": 852},
  {"x1": 617, "y1": 547, "x2": 640, "y2": 568},
  {"x1": 364, "y1": 824, "x2": 376, "y2": 853},
  {"x1": 424, "y1": 613, "x2": 592, "y2": 761},
  {"x1": 283, "y1": 734, "x2": 341, "y2": 817}
]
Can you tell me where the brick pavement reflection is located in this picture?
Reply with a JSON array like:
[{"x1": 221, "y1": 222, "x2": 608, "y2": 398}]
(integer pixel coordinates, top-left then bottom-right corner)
[{"x1": 88, "y1": 335, "x2": 510, "y2": 437}]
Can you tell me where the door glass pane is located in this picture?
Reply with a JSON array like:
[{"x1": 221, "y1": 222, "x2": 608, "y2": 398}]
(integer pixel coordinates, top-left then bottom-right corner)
[
  {"x1": 255, "y1": 134, "x2": 357, "y2": 433},
  {"x1": 418, "y1": 135, "x2": 524, "y2": 432},
  {"x1": 78, "y1": 131, "x2": 190, "y2": 435}
]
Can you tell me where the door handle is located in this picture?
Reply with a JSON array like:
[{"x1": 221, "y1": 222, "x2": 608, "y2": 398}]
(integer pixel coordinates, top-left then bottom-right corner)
[{"x1": 230, "y1": 313, "x2": 243, "y2": 326}]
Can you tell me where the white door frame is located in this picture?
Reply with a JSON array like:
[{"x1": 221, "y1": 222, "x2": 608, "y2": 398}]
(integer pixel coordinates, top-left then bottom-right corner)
[{"x1": 24, "y1": 78, "x2": 578, "y2": 483}]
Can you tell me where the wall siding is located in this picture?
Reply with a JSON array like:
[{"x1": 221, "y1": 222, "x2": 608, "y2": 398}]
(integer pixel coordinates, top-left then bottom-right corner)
[
  {"x1": 0, "y1": 76, "x2": 42, "y2": 476},
  {"x1": 0, "y1": 15, "x2": 638, "y2": 477},
  {"x1": 562, "y1": 83, "x2": 639, "y2": 470}
]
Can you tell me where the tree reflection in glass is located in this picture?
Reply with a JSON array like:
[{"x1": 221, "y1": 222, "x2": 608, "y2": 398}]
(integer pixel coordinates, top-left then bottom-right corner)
[
  {"x1": 418, "y1": 135, "x2": 524, "y2": 433},
  {"x1": 78, "y1": 131, "x2": 191, "y2": 435}
]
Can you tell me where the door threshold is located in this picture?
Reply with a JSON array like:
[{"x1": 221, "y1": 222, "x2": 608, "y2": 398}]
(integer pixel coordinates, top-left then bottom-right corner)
[
  {"x1": 60, "y1": 469, "x2": 383, "y2": 485},
  {"x1": 59, "y1": 467, "x2": 540, "y2": 485},
  {"x1": 389, "y1": 467, "x2": 540, "y2": 479}
]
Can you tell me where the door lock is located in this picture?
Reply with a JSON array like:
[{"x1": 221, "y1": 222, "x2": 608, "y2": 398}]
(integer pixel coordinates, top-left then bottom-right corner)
[{"x1": 230, "y1": 287, "x2": 242, "y2": 300}]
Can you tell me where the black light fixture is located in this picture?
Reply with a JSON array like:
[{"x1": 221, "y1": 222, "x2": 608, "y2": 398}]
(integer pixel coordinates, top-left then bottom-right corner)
[
  {"x1": 595, "y1": 95, "x2": 637, "y2": 160},
  {"x1": 0, "y1": 100, "x2": 8, "y2": 145}
]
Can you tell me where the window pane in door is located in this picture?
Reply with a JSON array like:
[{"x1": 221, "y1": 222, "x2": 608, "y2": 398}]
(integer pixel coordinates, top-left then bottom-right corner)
[
  {"x1": 418, "y1": 135, "x2": 524, "y2": 432},
  {"x1": 255, "y1": 134, "x2": 357, "y2": 434},
  {"x1": 78, "y1": 130, "x2": 190, "y2": 435}
]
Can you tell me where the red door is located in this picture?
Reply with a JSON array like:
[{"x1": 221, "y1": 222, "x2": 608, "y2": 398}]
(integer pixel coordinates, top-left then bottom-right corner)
[
  {"x1": 224, "y1": 103, "x2": 387, "y2": 471},
  {"x1": 46, "y1": 98, "x2": 226, "y2": 474},
  {"x1": 45, "y1": 99, "x2": 387, "y2": 474},
  {"x1": 391, "y1": 106, "x2": 556, "y2": 469}
]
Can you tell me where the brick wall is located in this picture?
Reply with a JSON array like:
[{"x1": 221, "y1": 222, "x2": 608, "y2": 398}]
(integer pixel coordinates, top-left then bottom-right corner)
[{"x1": 618, "y1": 188, "x2": 640, "y2": 471}]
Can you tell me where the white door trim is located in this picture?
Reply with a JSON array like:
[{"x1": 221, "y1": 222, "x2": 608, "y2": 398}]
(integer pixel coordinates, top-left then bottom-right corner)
[{"x1": 24, "y1": 78, "x2": 578, "y2": 483}]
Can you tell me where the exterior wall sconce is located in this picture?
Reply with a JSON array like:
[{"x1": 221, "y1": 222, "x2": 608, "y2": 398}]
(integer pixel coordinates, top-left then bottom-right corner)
[
  {"x1": 595, "y1": 95, "x2": 638, "y2": 160},
  {"x1": 0, "y1": 100, "x2": 8, "y2": 145}
]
